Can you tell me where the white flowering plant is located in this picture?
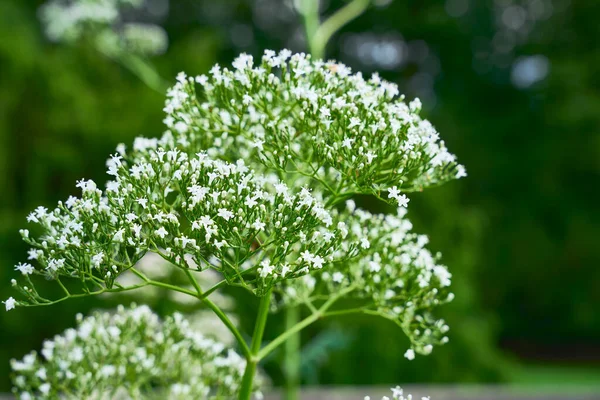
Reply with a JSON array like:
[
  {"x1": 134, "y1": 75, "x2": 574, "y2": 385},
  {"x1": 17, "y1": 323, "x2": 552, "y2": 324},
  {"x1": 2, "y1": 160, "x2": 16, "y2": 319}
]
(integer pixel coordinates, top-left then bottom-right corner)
[{"x1": 6, "y1": 49, "x2": 465, "y2": 399}]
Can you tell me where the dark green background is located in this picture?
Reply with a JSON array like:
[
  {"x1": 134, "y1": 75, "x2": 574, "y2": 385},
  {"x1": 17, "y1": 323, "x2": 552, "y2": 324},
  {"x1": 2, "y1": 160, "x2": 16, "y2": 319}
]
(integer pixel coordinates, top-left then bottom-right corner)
[{"x1": 1, "y1": 0, "x2": 599, "y2": 391}]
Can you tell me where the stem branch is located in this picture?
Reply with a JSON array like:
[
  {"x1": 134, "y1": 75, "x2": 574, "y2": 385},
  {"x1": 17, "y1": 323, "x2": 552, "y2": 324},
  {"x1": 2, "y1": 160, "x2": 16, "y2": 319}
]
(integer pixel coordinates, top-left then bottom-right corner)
[
  {"x1": 239, "y1": 288, "x2": 273, "y2": 400},
  {"x1": 311, "y1": 0, "x2": 370, "y2": 59}
]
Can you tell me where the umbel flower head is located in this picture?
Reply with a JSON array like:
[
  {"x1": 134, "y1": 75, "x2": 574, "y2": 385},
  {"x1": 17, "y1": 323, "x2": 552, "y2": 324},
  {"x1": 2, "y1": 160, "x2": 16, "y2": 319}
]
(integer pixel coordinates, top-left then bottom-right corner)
[
  {"x1": 161, "y1": 50, "x2": 466, "y2": 199},
  {"x1": 280, "y1": 203, "x2": 452, "y2": 358},
  {"x1": 11, "y1": 304, "x2": 262, "y2": 400},
  {"x1": 6, "y1": 50, "x2": 465, "y2": 364},
  {"x1": 11, "y1": 150, "x2": 348, "y2": 303}
]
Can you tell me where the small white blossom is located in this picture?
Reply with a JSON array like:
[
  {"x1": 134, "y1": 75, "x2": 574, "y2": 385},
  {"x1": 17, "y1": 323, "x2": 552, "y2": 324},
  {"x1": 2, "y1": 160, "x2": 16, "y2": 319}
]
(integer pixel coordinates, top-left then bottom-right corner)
[
  {"x1": 252, "y1": 219, "x2": 266, "y2": 231},
  {"x1": 388, "y1": 187, "x2": 410, "y2": 208},
  {"x1": 15, "y1": 263, "x2": 35, "y2": 275},
  {"x1": 217, "y1": 208, "x2": 234, "y2": 221},
  {"x1": 155, "y1": 227, "x2": 168, "y2": 239},
  {"x1": 10, "y1": 305, "x2": 261, "y2": 398},
  {"x1": 258, "y1": 260, "x2": 274, "y2": 278},
  {"x1": 4, "y1": 297, "x2": 16, "y2": 311},
  {"x1": 332, "y1": 272, "x2": 344, "y2": 283}
]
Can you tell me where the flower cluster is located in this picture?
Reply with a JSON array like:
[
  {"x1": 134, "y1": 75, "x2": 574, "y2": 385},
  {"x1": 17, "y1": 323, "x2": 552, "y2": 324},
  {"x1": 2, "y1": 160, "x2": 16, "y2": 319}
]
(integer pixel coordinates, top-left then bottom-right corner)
[
  {"x1": 160, "y1": 50, "x2": 465, "y2": 203},
  {"x1": 282, "y1": 202, "x2": 452, "y2": 358},
  {"x1": 39, "y1": 0, "x2": 168, "y2": 56},
  {"x1": 11, "y1": 304, "x2": 262, "y2": 400},
  {"x1": 9, "y1": 140, "x2": 352, "y2": 307}
]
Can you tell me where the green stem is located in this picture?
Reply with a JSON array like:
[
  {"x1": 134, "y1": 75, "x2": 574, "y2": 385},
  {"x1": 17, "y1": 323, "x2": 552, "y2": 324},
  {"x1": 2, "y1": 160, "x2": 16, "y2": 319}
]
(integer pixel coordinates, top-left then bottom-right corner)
[
  {"x1": 184, "y1": 269, "x2": 251, "y2": 359},
  {"x1": 147, "y1": 279, "x2": 199, "y2": 298},
  {"x1": 284, "y1": 306, "x2": 301, "y2": 400},
  {"x1": 256, "y1": 287, "x2": 353, "y2": 361},
  {"x1": 239, "y1": 288, "x2": 273, "y2": 400},
  {"x1": 311, "y1": 0, "x2": 370, "y2": 60},
  {"x1": 204, "y1": 296, "x2": 251, "y2": 359},
  {"x1": 301, "y1": 0, "x2": 320, "y2": 54},
  {"x1": 257, "y1": 308, "x2": 319, "y2": 361}
]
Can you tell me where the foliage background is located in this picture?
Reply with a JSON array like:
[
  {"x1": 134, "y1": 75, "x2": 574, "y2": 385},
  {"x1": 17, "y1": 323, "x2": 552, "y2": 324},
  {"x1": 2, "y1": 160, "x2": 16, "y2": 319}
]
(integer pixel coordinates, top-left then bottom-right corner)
[{"x1": 1, "y1": 0, "x2": 599, "y2": 392}]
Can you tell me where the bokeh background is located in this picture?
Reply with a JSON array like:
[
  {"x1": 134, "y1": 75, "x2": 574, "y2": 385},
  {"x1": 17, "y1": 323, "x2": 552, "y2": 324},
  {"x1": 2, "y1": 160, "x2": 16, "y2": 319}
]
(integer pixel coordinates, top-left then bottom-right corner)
[{"x1": 1, "y1": 0, "x2": 599, "y2": 394}]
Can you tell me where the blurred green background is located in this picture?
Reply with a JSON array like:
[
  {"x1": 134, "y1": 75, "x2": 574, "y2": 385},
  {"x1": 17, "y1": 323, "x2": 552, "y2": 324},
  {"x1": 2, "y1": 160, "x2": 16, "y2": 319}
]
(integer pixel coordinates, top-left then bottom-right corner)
[{"x1": 1, "y1": 0, "x2": 599, "y2": 393}]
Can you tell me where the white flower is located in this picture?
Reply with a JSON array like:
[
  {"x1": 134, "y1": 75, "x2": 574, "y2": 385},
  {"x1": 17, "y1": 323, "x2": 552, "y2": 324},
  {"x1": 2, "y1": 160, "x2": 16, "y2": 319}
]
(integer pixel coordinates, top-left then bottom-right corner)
[
  {"x1": 137, "y1": 198, "x2": 148, "y2": 209},
  {"x1": 46, "y1": 258, "x2": 65, "y2": 272},
  {"x1": 258, "y1": 260, "x2": 274, "y2": 278},
  {"x1": 280, "y1": 264, "x2": 291, "y2": 277},
  {"x1": 404, "y1": 349, "x2": 415, "y2": 360},
  {"x1": 244, "y1": 196, "x2": 258, "y2": 208},
  {"x1": 300, "y1": 250, "x2": 314, "y2": 264},
  {"x1": 311, "y1": 255, "x2": 325, "y2": 269},
  {"x1": 39, "y1": 383, "x2": 51, "y2": 395},
  {"x1": 4, "y1": 297, "x2": 16, "y2": 311},
  {"x1": 174, "y1": 121, "x2": 188, "y2": 134},
  {"x1": 273, "y1": 182, "x2": 288, "y2": 195},
  {"x1": 332, "y1": 272, "x2": 344, "y2": 283},
  {"x1": 217, "y1": 208, "x2": 234, "y2": 221},
  {"x1": 391, "y1": 386, "x2": 403, "y2": 398},
  {"x1": 409, "y1": 97, "x2": 422, "y2": 112},
  {"x1": 365, "y1": 151, "x2": 377, "y2": 164},
  {"x1": 155, "y1": 227, "x2": 168, "y2": 239},
  {"x1": 251, "y1": 140, "x2": 264, "y2": 151},
  {"x1": 387, "y1": 187, "x2": 410, "y2": 208},
  {"x1": 251, "y1": 219, "x2": 266, "y2": 231},
  {"x1": 387, "y1": 186, "x2": 400, "y2": 200},
  {"x1": 15, "y1": 263, "x2": 35, "y2": 275},
  {"x1": 396, "y1": 194, "x2": 409, "y2": 208},
  {"x1": 112, "y1": 229, "x2": 125, "y2": 243},
  {"x1": 348, "y1": 117, "x2": 361, "y2": 129}
]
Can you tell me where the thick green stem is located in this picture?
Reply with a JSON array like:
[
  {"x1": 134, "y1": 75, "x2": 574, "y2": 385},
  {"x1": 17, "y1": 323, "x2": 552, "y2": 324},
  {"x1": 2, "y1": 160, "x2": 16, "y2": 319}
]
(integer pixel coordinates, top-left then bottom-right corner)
[
  {"x1": 301, "y1": 0, "x2": 320, "y2": 54},
  {"x1": 284, "y1": 306, "x2": 301, "y2": 400},
  {"x1": 311, "y1": 0, "x2": 370, "y2": 60},
  {"x1": 204, "y1": 296, "x2": 251, "y2": 359},
  {"x1": 238, "y1": 288, "x2": 273, "y2": 400},
  {"x1": 183, "y1": 269, "x2": 251, "y2": 358},
  {"x1": 256, "y1": 287, "x2": 353, "y2": 361}
]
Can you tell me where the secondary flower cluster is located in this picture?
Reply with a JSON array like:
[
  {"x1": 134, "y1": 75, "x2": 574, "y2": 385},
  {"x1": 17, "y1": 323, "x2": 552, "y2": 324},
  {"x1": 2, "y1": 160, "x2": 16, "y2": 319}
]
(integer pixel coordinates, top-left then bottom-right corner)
[
  {"x1": 282, "y1": 202, "x2": 452, "y2": 358},
  {"x1": 39, "y1": 0, "x2": 168, "y2": 56},
  {"x1": 161, "y1": 50, "x2": 465, "y2": 204},
  {"x1": 11, "y1": 304, "x2": 261, "y2": 400},
  {"x1": 8, "y1": 139, "x2": 353, "y2": 307}
]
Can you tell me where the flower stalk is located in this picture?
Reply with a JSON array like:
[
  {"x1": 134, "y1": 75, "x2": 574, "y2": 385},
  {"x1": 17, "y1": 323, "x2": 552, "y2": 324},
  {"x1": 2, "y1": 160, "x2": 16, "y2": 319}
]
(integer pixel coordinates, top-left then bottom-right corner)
[{"x1": 239, "y1": 288, "x2": 273, "y2": 400}]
